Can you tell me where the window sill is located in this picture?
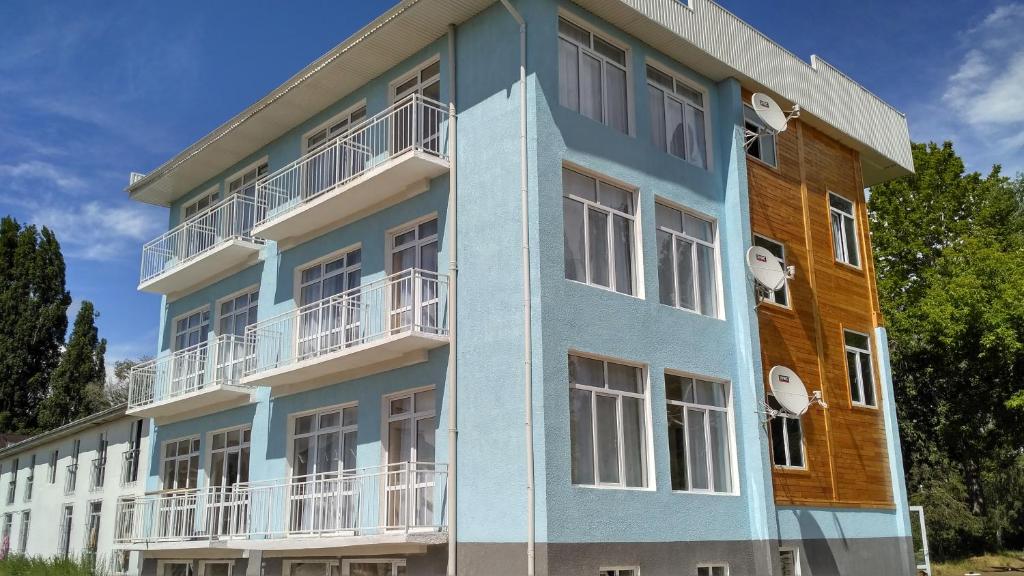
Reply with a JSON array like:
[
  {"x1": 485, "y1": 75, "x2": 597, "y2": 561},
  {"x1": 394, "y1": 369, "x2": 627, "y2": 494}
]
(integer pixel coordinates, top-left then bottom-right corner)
[
  {"x1": 773, "y1": 465, "x2": 810, "y2": 474},
  {"x1": 565, "y1": 278, "x2": 644, "y2": 302},
  {"x1": 574, "y1": 483, "x2": 655, "y2": 493},
  {"x1": 746, "y1": 153, "x2": 779, "y2": 172},
  {"x1": 670, "y1": 489, "x2": 740, "y2": 497},
  {"x1": 849, "y1": 401, "x2": 880, "y2": 412},
  {"x1": 834, "y1": 259, "x2": 864, "y2": 274},
  {"x1": 758, "y1": 299, "x2": 793, "y2": 313},
  {"x1": 658, "y1": 300, "x2": 726, "y2": 323}
]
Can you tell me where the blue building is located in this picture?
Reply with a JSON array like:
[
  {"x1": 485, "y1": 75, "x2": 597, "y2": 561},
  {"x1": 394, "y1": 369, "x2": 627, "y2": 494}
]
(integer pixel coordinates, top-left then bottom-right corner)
[{"x1": 110, "y1": 0, "x2": 916, "y2": 574}]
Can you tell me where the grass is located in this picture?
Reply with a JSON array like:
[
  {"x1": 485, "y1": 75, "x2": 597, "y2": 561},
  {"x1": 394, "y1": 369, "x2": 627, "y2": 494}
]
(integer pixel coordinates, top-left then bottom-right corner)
[
  {"x1": 0, "y1": 555, "x2": 109, "y2": 576},
  {"x1": 932, "y1": 551, "x2": 1024, "y2": 576}
]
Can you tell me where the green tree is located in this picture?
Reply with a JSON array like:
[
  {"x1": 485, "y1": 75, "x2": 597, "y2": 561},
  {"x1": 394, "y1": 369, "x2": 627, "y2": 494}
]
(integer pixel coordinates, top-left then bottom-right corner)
[
  {"x1": 0, "y1": 216, "x2": 72, "y2": 433},
  {"x1": 38, "y1": 301, "x2": 109, "y2": 429},
  {"x1": 105, "y1": 356, "x2": 150, "y2": 406},
  {"x1": 870, "y1": 142, "x2": 1024, "y2": 557}
]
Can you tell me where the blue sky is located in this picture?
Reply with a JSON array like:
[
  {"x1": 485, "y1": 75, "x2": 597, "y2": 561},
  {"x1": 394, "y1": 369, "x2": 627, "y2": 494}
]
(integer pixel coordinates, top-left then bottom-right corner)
[{"x1": 1, "y1": 0, "x2": 1021, "y2": 369}]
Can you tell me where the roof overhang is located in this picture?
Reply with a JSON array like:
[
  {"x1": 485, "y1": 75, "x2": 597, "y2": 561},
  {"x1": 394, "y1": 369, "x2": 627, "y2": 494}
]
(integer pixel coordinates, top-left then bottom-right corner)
[
  {"x1": 129, "y1": 0, "x2": 913, "y2": 204},
  {"x1": 571, "y1": 0, "x2": 914, "y2": 186},
  {"x1": 0, "y1": 404, "x2": 129, "y2": 458},
  {"x1": 127, "y1": 0, "x2": 495, "y2": 207}
]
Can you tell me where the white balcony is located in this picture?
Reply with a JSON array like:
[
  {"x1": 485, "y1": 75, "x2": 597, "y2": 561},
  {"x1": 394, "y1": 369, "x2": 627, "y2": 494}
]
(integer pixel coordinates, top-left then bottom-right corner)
[
  {"x1": 252, "y1": 95, "x2": 450, "y2": 244},
  {"x1": 139, "y1": 194, "x2": 263, "y2": 294},
  {"x1": 127, "y1": 335, "x2": 253, "y2": 421},
  {"x1": 113, "y1": 462, "x2": 447, "y2": 552},
  {"x1": 241, "y1": 269, "x2": 448, "y2": 392}
]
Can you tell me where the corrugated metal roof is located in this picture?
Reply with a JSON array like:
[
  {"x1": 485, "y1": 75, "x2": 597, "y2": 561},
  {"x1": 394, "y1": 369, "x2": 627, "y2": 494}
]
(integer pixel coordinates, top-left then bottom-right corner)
[
  {"x1": 572, "y1": 0, "x2": 914, "y2": 184},
  {"x1": 129, "y1": 0, "x2": 912, "y2": 204}
]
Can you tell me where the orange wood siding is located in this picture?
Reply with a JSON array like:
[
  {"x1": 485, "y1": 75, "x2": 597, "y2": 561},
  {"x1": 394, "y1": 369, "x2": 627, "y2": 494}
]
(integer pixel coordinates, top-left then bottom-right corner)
[{"x1": 744, "y1": 94, "x2": 893, "y2": 508}]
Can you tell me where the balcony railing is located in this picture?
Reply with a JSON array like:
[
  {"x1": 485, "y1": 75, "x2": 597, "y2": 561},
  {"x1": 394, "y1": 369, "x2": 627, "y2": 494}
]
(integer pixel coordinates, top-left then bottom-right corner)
[
  {"x1": 128, "y1": 334, "x2": 251, "y2": 411},
  {"x1": 254, "y1": 94, "x2": 449, "y2": 226},
  {"x1": 140, "y1": 193, "x2": 263, "y2": 286},
  {"x1": 243, "y1": 269, "x2": 447, "y2": 379},
  {"x1": 114, "y1": 462, "x2": 446, "y2": 544}
]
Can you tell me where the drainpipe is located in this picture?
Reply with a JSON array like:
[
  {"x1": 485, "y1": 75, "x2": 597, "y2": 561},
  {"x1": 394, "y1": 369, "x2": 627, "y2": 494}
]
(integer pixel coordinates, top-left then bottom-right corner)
[
  {"x1": 446, "y1": 23, "x2": 459, "y2": 576},
  {"x1": 497, "y1": 2, "x2": 534, "y2": 575}
]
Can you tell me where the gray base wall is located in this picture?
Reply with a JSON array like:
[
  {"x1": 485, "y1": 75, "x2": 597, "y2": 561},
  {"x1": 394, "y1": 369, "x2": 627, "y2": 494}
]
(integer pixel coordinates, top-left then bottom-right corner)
[{"x1": 781, "y1": 536, "x2": 916, "y2": 576}]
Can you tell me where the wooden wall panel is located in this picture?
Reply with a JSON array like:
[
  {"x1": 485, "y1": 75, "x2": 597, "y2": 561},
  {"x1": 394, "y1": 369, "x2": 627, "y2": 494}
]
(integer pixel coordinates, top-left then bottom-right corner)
[{"x1": 744, "y1": 90, "x2": 893, "y2": 508}]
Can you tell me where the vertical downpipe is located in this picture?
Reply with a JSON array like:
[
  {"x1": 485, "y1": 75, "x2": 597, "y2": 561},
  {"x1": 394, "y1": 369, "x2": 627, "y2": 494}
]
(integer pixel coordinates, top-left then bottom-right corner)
[
  {"x1": 446, "y1": 23, "x2": 459, "y2": 576},
  {"x1": 497, "y1": 1, "x2": 534, "y2": 574}
]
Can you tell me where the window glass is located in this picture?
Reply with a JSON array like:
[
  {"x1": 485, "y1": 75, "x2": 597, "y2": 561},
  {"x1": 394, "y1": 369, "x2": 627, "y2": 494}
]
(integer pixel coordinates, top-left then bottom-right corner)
[
  {"x1": 569, "y1": 355, "x2": 647, "y2": 488},
  {"x1": 666, "y1": 374, "x2": 733, "y2": 492},
  {"x1": 656, "y1": 203, "x2": 719, "y2": 317},
  {"x1": 844, "y1": 330, "x2": 876, "y2": 406},
  {"x1": 563, "y1": 168, "x2": 636, "y2": 295},
  {"x1": 744, "y1": 105, "x2": 777, "y2": 167},
  {"x1": 829, "y1": 193, "x2": 860, "y2": 267},
  {"x1": 647, "y1": 65, "x2": 708, "y2": 168},
  {"x1": 558, "y1": 18, "x2": 629, "y2": 134},
  {"x1": 768, "y1": 396, "x2": 804, "y2": 467}
]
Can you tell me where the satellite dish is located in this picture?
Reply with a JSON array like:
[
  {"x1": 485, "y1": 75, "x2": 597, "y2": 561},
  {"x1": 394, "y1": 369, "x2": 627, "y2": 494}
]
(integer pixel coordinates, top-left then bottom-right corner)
[
  {"x1": 747, "y1": 246, "x2": 787, "y2": 291},
  {"x1": 768, "y1": 365, "x2": 811, "y2": 416},
  {"x1": 751, "y1": 92, "x2": 797, "y2": 133}
]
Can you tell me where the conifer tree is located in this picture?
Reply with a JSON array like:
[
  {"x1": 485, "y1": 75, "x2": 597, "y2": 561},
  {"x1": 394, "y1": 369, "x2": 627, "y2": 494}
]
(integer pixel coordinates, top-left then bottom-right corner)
[{"x1": 38, "y1": 301, "x2": 109, "y2": 429}]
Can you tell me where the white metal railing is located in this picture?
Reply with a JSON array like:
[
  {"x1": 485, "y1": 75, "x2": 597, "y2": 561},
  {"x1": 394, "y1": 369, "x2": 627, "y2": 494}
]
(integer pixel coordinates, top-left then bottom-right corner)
[
  {"x1": 128, "y1": 334, "x2": 251, "y2": 411},
  {"x1": 140, "y1": 193, "x2": 263, "y2": 285},
  {"x1": 114, "y1": 462, "x2": 446, "y2": 544},
  {"x1": 244, "y1": 269, "x2": 447, "y2": 378},
  {"x1": 255, "y1": 94, "x2": 450, "y2": 225}
]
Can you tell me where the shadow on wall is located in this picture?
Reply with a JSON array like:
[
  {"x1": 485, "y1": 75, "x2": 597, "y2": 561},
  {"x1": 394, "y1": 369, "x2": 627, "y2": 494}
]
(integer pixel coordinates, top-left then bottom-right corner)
[{"x1": 797, "y1": 510, "x2": 843, "y2": 576}]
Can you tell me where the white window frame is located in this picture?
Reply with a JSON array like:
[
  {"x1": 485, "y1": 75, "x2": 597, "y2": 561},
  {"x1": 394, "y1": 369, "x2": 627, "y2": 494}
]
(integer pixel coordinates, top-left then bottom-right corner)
[
  {"x1": 198, "y1": 560, "x2": 235, "y2": 576},
  {"x1": 160, "y1": 435, "x2": 201, "y2": 491},
  {"x1": 753, "y1": 235, "x2": 790, "y2": 308},
  {"x1": 217, "y1": 285, "x2": 260, "y2": 336},
  {"x1": 156, "y1": 560, "x2": 195, "y2": 576},
  {"x1": 768, "y1": 395, "x2": 806, "y2": 469},
  {"x1": 295, "y1": 244, "x2": 363, "y2": 307},
  {"x1": 341, "y1": 558, "x2": 407, "y2": 576},
  {"x1": 386, "y1": 214, "x2": 439, "y2": 275},
  {"x1": 665, "y1": 372, "x2": 737, "y2": 494},
  {"x1": 48, "y1": 449, "x2": 58, "y2": 484},
  {"x1": 182, "y1": 185, "x2": 221, "y2": 221},
  {"x1": 655, "y1": 200, "x2": 722, "y2": 318},
  {"x1": 58, "y1": 504, "x2": 73, "y2": 558},
  {"x1": 697, "y1": 564, "x2": 730, "y2": 576},
  {"x1": 600, "y1": 567, "x2": 640, "y2": 576},
  {"x1": 224, "y1": 157, "x2": 270, "y2": 198},
  {"x1": 645, "y1": 60, "x2": 711, "y2": 169},
  {"x1": 286, "y1": 402, "x2": 359, "y2": 479},
  {"x1": 569, "y1": 353, "x2": 651, "y2": 490},
  {"x1": 1, "y1": 512, "x2": 12, "y2": 555},
  {"x1": 6, "y1": 457, "x2": 16, "y2": 504},
  {"x1": 206, "y1": 425, "x2": 252, "y2": 489},
  {"x1": 17, "y1": 510, "x2": 29, "y2": 555},
  {"x1": 562, "y1": 166, "x2": 639, "y2": 297},
  {"x1": 557, "y1": 13, "x2": 633, "y2": 134},
  {"x1": 24, "y1": 454, "x2": 34, "y2": 502},
  {"x1": 172, "y1": 305, "x2": 211, "y2": 352},
  {"x1": 302, "y1": 100, "x2": 369, "y2": 154},
  {"x1": 743, "y1": 103, "x2": 778, "y2": 168},
  {"x1": 828, "y1": 191, "x2": 861, "y2": 268},
  {"x1": 381, "y1": 385, "x2": 437, "y2": 467},
  {"x1": 779, "y1": 547, "x2": 801, "y2": 576},
  {"x1": 283, "y1": 560, "x2": 338, "y2": 576},
  {"x1": 83, "y1": 499, "x2": 102, "y2": 557},
  {"x1": 390, "y1": 55, "x2": 442, "y2": 103},
  {"x1": 844, "y1": 329, "x2": 877, "y2": 408}
]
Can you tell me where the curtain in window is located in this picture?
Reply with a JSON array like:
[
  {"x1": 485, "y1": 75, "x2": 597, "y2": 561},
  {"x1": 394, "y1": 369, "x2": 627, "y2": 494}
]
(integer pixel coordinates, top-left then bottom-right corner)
[
  {"x1": 684, "y1": 104, "x2": 707, "y2": 169},
  {"x1": 831, "y1": 211, "x2": 846, "y2": 262},
  {"x1": 648, "y1": 86, "x2": 666, "y2": 152},
  {"x1": 558, "y1": 39, "x2": 579, "y2": 112},
  {"x1": 580, "y1": 54, "x2": 603, "y2": 122},
  {"x1": 605, "y1": 63, "x2": 628, "y2": 133}
]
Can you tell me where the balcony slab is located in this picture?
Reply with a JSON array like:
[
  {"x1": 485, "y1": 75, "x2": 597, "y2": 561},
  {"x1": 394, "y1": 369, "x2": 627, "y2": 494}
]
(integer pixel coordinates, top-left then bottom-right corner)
[
  {"x1": 138, "y1": 239, "x2": 262, "y2": 296},
  {"x1": 252, "y1": 150, "x2": 449, "y2": 245},
  {"x1": 127, "y1": 383, "x2": 254, "y2": 423}
]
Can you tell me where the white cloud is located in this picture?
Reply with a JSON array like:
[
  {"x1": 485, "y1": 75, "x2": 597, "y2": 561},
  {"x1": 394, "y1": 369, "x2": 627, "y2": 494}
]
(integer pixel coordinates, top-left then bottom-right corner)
[
  {"x1": 30, "y1": 201, "x2": 162, "y2": 261},
  {"x1": 940, "y1": 3, "x2": 1024, "y2": 173},
  {"x1": 0, "y1": 160, "x2": 86, "y2": 191}
]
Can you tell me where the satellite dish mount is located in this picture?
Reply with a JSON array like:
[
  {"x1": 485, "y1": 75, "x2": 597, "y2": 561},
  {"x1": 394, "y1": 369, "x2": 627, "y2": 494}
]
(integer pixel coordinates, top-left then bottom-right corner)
[{"x1": 745, "y1": 92, "x2": 801, "y2": 148}]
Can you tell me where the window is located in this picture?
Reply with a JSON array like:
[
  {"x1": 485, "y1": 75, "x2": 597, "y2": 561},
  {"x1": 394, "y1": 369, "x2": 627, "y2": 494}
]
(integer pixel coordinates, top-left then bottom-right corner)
[
  {"x1": 768, "y1": 396, "x2": 804, "y2": 468},
  {"x1": 91, "y1": 433, "x2": 108, "y2": 491},
  {"x1": 17, "y1": 511, "x2": 29, "y2": 555},
  {"x1": 111, "y1": 551, "x2": 131, "y2": 575},
  {"x1": 210, "y1": 427, "x2": 251, "y2": 487},
  {"x1": 779, "y1": 548, "x2": 800, "y2": 576},
  {"x1": 66, "y1": 439, "x2": 80, "y2": 495},
  {"x1": 6, "y1": 458, "x2": 16, "y2": 504},
  {"x1": 1, "y1": 513, "x2": 11, "y2": 556},
  {"x1": 58, "y1": 504, "x2": 73, "y2": 558},
  {"x1": 563, "y1": 168, "x2": 636, "y2": 295},
  {"x1": 341, "y1": 558, "x2": 406, "y2": 576},
  {"x1": 744, "y1": 104, "x2": 777, "y2": 167},
  {"x1": 48, "y1": 450, "x2": 57, "y2": 484},
  {"x1": 600, "y1": 569, "x2": 638, "y2": 576},
  {"x1": 393, "y1": 60, "x2": 443, "y2": 153},
  {"x1": 298, "y1": 249, "x2": 362, "y2": 355},
  {"x1": 304, "y1": 106, "x2": 368, "y2": 193},
  {"x1": 217, "y1": 289, "x2": 259, "y2": 382},
  {"x1": 23, "y1": 455, "x2": 34, "y2": 502},
  {"x1": 300, "y1": 250, "x2": 361, "y2": 307},
  {"x1": 199, "y1": 561, "x2": 233, "y2": 576},
  {"x1": 174, "y1": 308, "x2": 210, "y2": 351},
  {"x1": 159, "y1": 561, "x2": 195, "y2": 576},
  {"x1": 697, "y1": 565, "x2": 728, "y2": 576},
  {"x1": 292, "y1": 406, "x2": 357, "y2": 478},
  {"x1": 122, "y1": 419, "x2": 143, "y2": 486},
  {"x1": 84, "y1": 501, "x2": 102, "y2": 565},
  {"x1": 558, "y1": 17, "x2": 629, "y2": 133},
  {"x1": 647, "y1": 64, "x2": 707, "y2": 168},
  {"x1": 829, "y1": 192, "x2": 860, "y2": 267},
  {"x1": 162, "y1": 437, "x2": 200, "y2": 490},
  {"x1": 665, "y1": 373, "x2": 733, "y2": 492},
  {"x1": 394, "y1": 60, "x2": 441, "y2": 102},
  {"x1": 227, "y1": 162, "x2": 269, "y2": 200},
  {"x1": 390, "y1": 218, "x2": 441, "y2": 333},
  {"x1": 844, "y1": 330, "x2": 876, "y2": 407},
  {"x1": 183, "y1": 188, "x2": 220, "y2": 219},
  {"x1": 656, "y1": 202, "x2": 719, "y2": 317},
  {"x1": 285, "y1": 561, "x2": 339, "y2": 576},
  {"x1": 385, "y1": 389, "x2": 437, "y2": 527},
  {"x1": 306, "y1": 106, "x2": 368, "y2": 152},
  {"x1": 569, "y1": 355, "x2": 648, "y2": 488},
  {"x1": 753, "y1": 236, "x2": 789, "y2": 307}
]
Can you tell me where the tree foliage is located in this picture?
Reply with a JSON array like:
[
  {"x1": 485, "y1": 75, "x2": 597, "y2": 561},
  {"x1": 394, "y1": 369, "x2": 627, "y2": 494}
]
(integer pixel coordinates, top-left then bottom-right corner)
[
  {"x1": 38, "y1": 301, "x2": 109, "y2": 429},
  {"x1": 870, "y1": 142, "x2": 1024, "y2": 558},
  {"x1": 0, "y1": 216, "x2": 71, "y2": 433}
]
